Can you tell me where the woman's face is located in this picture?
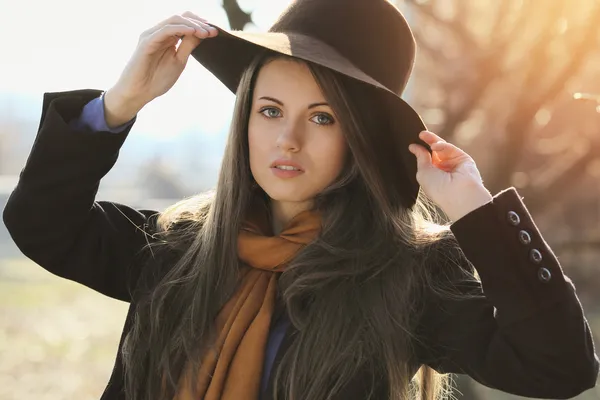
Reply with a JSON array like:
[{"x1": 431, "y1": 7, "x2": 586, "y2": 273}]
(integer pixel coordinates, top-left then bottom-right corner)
[{"x1": 248, "y1": 58, "x2": 348, "y2": 206}]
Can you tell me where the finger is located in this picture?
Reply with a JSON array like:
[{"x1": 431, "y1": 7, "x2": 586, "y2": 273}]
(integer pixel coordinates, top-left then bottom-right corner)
[
  {"x1": 174, "y1": 16, "x2": 217, "y2": 37},
  {"x1": 408, "y1": 143, "x2": 433, "y2": 171},
  {"x1": 193, "y1": 21, "x2": 218, "y2": 38},
  {"x1": 144, "y1": 15, "x2": 209, "y2": 37},
  {"x1": 435, "y1": 157, "x2": 463, "y2": 172},
  {"x1": 145, "y1": 24, "x2": 197, "y2": 45},
  {"x1": 182, "y1": 11, "x2": 208, "y2": 22},
  {"x1": 431, "y1": 142, "x2": 471, "y2": 172},
  {"x1": 431, "y1": 149, "x2": 443, "y2": 165},
  {"x1": 179, "y1": 13, "x2": 218, "y2": 36},
  {"x1": 430, "y1": 142, "x2": 470, "y2": 164},
  {"x1": 143, "y1": 15, "x2": 187, "y2": 37},
  {"x1": 419, "y1": 130, "x2": 446, "y2": 145},
  {"x1": 199, "y1": 21, "x2": 219, "y2": 37},
  {"x1": 143, "y1": 25, "x2": 196, "y2": 48},
  {"x1": 430, "y1": 141, "x2": 463, "y2": 156}
]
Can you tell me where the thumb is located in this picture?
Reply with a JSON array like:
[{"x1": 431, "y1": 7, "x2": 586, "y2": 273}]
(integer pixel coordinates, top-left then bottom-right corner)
[
  {"x1": 408, "y1": 144, "x2": 433, "y2": 170},
  {"x1": 176, "y1": 35, "x2": 202, "y2": 63}
]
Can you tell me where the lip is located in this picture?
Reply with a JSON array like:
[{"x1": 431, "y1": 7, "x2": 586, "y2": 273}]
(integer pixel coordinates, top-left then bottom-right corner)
[
  {"x1": 270, "y1": 158, "x2": 305, "y2": 179},
  {"x1": 270, "y1": 159, "x2": 305, "y2": 171}
]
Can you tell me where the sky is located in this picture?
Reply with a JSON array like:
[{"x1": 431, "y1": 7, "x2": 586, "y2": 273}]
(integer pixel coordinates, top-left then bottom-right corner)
[{"x1": 0, "y1": 0, "x2": 295, "y2": 139}]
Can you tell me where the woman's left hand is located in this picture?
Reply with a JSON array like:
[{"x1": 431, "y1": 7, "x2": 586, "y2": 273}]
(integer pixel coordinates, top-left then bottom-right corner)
[{"x1": 408, "y1": 130, "x2": 493, "y2": 222}]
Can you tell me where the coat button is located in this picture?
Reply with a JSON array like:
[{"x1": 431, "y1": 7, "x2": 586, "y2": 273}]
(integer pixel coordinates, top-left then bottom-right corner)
[
  {"x1": 507, "y1": 211, "x2": 520, "y2": 226},
  {"x1": 538, "y1": 267, "x2": 552, "y2": 282},
  {"x1": 518, "y1": 230, "x2": 531, "y2": 245},
  {"x1": 530, "y1": 249, "x2": 543, "y2": 263}
]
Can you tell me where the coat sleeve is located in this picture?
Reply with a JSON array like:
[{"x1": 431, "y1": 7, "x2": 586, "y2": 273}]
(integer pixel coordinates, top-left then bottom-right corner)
[
  {"x1": 2, "y1": 89, "x2": 159, "y2": 302},
  {"x1": 415, "y1": 187, "x2": 599, "y2": 399}
]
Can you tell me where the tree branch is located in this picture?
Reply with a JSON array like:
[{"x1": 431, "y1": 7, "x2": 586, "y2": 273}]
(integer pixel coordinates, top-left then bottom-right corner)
[
  {"x1": 524, "y1": 136, "x2": 600, "y2": 213},
  {"x1": 404, "y1": 0, "x2": 480, "y2": 50},
  {"x1": 423, "y1": 0, "x2": 519, "y2": 141},
  {"x1": 437, "y1": 53, "x2": 504, "y2": 141},
  {"x1": 494, "y1": 0, "x2": 537, "y2": 50},
  {"x1": 222, "y1": 0, "x2": 253, "y2": 30},
  {"x1": 488, "y1": 2, "x2": 600, "y2": 193}
]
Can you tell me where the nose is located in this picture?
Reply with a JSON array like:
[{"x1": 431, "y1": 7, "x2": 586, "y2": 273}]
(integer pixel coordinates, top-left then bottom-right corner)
[{"x1": 276, "y1": 120, "x2": 303, "y2": 152}]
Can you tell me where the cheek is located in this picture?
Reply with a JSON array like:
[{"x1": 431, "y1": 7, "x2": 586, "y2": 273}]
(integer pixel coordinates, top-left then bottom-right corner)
[
  {"x1": 311, "y1": 135, "x2": 348, "y2": 180},
  {"x1": 247, "y1": 120, "x2": 268, "y2": 165}
]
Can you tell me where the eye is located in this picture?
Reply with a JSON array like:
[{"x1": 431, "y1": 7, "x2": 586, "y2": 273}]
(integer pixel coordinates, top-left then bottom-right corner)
[
  {"x1": 311, "y1": 113, "x2": 335, "y2": 126},
  {"x1": 259, "y1": 107, "x2": 282, "y2": 119}
]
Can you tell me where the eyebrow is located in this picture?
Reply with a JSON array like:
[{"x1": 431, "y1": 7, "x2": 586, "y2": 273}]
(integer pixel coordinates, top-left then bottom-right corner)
[{"x1": 258, "y1": 96, "x2": 329, "y2": 109}]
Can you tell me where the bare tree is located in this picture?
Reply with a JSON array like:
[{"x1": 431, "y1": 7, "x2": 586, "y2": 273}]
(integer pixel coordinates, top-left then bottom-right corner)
[{"x1": 403, "y1": 0, "x2": 600, "y2": 212}]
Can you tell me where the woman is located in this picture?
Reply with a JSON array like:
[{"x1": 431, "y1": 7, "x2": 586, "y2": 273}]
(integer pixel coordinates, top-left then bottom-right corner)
[{"x1": 3, "y1": 1, "x2": 598, "y2": 399}]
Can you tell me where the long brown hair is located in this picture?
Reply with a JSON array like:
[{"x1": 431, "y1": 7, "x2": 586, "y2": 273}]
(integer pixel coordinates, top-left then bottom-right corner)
[{"x1": 122, "y1": 51, "x2": 477, "y2": 400}]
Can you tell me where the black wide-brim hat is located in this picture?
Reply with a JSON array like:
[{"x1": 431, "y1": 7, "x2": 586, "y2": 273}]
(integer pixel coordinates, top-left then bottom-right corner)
[{"x1": 191, "y1": 0, "x2": 431, "y2": 209}]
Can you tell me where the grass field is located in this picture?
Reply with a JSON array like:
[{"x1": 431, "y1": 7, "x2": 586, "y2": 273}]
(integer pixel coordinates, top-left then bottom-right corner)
[
  {"x1": 0, "y1": 258, "x2": 128, "y2": 400},
  {"x1": 1, "y1": 257, "x2": 598, "y2": 400}
]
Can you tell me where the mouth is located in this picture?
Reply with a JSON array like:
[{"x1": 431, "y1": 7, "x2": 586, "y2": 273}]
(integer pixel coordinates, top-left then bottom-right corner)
[
  {"x1": 272, "y1": 165, "x2": 302, "y2": 171},
  {"x1": 270, "y1": 159, "x2": 304, "y2": 172},
  {"x1": 270, "y1": 159, "x2": 305, "y2": 178}
]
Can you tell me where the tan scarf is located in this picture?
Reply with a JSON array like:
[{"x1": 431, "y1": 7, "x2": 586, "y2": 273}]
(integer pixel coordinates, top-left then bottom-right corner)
[{"x1": 174, "y1": 207, "x2": 321, "y2": 400}]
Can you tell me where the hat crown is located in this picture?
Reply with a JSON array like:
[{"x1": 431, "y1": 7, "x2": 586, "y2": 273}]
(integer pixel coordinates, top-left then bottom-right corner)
[{"x1": 269, "y1": 0, "x2": 416, "y2": 95}]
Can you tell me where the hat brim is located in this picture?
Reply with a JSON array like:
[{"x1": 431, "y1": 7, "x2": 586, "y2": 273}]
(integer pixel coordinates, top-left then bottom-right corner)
[{"x1": 191, "y1": 25, "x2": 430, "y2": 209}]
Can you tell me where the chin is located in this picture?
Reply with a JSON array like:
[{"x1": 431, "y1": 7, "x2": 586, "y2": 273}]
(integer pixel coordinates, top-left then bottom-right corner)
[{"x1": 258, "y1": 182, "x2": 316, "y2": 203}]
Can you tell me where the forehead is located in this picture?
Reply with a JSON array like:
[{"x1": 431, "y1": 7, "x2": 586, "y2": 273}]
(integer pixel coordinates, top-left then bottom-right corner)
[{"x1": 253, "y1": 58, "x2": 325, "y2": 101}]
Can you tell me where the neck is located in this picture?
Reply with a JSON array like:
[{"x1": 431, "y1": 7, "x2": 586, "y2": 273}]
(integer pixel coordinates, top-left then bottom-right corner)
[{"x1": 270, "y1": 199, "x2": 314, "y2": 234}]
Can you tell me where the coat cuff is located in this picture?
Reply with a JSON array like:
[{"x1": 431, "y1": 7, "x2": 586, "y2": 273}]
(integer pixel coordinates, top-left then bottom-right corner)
[
  {"x1": 449, "y1": 187, "x2": 575, "y2": 327},
  {"x1": 19, "y1": 90, "x2": 133, "y2": 184}
]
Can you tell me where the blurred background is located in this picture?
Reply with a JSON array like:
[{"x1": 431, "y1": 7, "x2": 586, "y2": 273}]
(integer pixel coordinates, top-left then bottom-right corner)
[{"x1": 0, "y1": 0, "x2": 599, "y2": 398}]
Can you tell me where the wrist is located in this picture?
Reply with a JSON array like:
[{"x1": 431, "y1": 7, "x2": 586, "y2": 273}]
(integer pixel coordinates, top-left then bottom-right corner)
[
  {"x1": 103, "y1": 88, "x2": 145, "y2": 129},
  {"x1": 445, "y1": 184, "x2": 493, "y2": 222}
]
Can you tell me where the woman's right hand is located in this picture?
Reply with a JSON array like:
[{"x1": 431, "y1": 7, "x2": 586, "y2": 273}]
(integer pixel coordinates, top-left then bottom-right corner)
[{"x1": 104, "y1": 11, "x2": 218, "y2": 127}]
